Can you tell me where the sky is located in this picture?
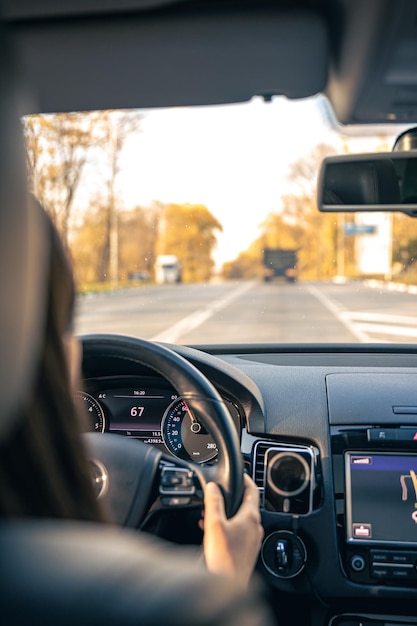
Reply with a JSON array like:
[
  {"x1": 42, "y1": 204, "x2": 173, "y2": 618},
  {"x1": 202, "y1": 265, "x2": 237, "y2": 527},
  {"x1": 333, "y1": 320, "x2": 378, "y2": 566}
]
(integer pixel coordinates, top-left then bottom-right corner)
[{"x1": 110, "y1": 95, "x2": 406, "y2": 268}]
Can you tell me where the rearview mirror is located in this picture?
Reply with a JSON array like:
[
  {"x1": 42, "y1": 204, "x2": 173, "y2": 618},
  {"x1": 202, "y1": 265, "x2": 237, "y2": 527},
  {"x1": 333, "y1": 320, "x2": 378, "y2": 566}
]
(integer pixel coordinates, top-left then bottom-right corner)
[{"x1": 317, "y1": 152, "x2": 417, "y2": 217}]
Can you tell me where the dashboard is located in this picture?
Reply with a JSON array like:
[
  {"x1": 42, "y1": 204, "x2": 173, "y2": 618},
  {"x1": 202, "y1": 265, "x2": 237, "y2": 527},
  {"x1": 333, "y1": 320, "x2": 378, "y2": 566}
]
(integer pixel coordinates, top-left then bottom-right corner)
[{"x1": 81, "y1": 338, "x2": 417, "y2": 626}]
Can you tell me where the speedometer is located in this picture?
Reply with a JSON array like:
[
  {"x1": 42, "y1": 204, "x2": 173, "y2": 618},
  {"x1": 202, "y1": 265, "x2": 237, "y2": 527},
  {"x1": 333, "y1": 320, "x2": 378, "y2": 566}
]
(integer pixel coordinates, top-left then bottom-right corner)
[
  {"x1": 162, "y1": 398, "x2": 218, "y2": 463},
  {"x1": 74, "y1": 391, "x2": 106, "y2": 433}
]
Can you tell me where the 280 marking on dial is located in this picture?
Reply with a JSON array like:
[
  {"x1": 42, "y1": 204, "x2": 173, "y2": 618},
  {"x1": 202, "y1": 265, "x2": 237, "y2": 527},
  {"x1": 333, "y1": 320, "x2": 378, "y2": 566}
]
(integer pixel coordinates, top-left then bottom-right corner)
[{"x1": 162, "y1": 398, "x2": 218, "y2": 463}]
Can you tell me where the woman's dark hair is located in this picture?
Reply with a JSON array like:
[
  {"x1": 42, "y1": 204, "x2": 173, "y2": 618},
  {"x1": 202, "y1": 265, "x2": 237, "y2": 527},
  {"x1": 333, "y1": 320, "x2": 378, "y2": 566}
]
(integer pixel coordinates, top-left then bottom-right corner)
[{"x1": 0, "y1": 204, "x2": 104, "y2": 521}]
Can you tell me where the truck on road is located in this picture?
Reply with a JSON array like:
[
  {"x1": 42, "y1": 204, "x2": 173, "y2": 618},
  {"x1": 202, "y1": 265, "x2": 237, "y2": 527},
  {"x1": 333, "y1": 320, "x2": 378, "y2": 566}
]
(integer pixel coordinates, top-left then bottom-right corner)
[
  {"x1": 263, "y1": 248, "x2": 298, "y2": 282},
  {"x1": 154, "y1": 255, "x2": 182, "y2": 284}
]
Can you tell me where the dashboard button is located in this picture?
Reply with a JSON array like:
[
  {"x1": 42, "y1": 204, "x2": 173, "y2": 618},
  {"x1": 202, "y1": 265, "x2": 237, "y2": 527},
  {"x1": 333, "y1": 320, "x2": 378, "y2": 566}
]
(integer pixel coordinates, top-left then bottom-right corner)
[
  {"x1": 371, "y1": 551, "x2": 389, "y2": 562},
  {"x1": 367, "y1": 428, "x2": 396, "y2": 442},
  {"x1": 371, "y1": 567, "x2": 388, "y2": 578},
  {"x1": 391, "y1": 568, "x2": 412, "y2": 579},
  {"x1": 395, "y1": 428, "x2": 417, "y2": 442}
]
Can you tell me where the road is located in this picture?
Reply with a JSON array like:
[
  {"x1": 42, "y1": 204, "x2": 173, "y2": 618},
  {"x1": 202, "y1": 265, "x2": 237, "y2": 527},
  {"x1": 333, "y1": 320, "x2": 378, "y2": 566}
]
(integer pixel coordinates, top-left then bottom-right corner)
[{"x1": 75, "y1": 280, "x2": 417, "y2": 345}]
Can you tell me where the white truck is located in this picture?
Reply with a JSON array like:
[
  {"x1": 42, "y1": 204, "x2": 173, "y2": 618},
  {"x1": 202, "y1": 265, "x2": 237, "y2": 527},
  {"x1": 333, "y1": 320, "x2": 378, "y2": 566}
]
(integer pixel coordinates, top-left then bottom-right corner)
[{"x1": 154, "y1": 255, "x2": 182, "y2": 284}]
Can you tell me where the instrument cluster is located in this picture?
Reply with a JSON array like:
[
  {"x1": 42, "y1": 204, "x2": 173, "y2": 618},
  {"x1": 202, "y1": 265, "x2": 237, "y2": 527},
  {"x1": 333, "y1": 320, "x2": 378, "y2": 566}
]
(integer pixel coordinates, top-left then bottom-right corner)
[{"x1": 75, "y1": 376, "x2": 242, "y2": 463}]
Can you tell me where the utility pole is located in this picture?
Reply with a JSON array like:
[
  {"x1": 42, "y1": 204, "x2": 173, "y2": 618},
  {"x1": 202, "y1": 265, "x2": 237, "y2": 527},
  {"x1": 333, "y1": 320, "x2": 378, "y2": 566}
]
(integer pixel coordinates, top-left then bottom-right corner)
[
  {"x1": 337, "y1": 213, "x2": 345, "y2": 277},
  {"x1": 108, "y1": 118, "x2": 119, "y2": 286}
]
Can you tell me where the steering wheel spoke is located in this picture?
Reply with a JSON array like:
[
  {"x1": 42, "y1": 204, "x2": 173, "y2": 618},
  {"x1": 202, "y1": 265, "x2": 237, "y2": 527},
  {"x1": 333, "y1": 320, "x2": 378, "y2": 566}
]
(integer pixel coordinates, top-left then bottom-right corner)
[{"x1": 141, "y1": 459, "x2": 205, "y2": 519}]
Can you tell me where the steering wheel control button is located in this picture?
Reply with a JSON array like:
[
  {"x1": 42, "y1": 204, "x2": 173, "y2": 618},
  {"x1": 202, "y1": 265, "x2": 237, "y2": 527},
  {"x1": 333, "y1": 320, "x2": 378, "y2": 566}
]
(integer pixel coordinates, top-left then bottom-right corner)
[
  {"x1": 261, "y1": 530, "x2": 307, "y2": 579},
  {"x1": 161, "y1": 496, "x2": 191, "y2": 507},
  {"x1": 350, "y1": 555, "x2": 366, "y2": 572},
  {"x1": 263, "y1": 446, "x2": 315, "y2": 515},
  {"x1": 159, "y1": 467, "x2": 196, "y2": 496}
]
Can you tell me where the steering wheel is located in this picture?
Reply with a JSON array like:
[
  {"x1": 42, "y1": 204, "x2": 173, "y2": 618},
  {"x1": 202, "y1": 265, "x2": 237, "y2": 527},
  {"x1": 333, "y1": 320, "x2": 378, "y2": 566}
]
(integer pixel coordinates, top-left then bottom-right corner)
[{"x1": 81, "y1": 335, "x2": 244, "y2": 527}]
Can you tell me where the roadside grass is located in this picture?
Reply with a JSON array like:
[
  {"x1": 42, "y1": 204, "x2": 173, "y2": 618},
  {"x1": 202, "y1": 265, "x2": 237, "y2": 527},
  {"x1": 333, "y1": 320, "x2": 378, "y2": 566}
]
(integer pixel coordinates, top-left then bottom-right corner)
[
  {"x1": 77, "y1": 273, "x2": 417, "y2": 295},
  {"x1": 342, "y1": 272, "x2": 417, "y2": 286},
  {"x1": 390, "y1": 273, "x2": 417, "y2": 285},
  {"x1": 77, "y1": 280, "x2": 151, "y2": 295}
]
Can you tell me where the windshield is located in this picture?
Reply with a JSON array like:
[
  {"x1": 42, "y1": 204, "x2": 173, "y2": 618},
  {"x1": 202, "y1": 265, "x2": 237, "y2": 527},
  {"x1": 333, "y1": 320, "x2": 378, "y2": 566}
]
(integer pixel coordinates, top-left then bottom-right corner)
[{"x1": 24, "y1": 96, "x2": 417, "y2": 346}]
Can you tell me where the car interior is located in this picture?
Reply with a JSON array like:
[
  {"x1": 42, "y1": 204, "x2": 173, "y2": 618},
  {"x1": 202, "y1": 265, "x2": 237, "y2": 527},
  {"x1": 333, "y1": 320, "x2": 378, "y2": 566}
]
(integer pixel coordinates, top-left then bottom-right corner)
[{"x1": 2, "y1": 1, "x2": 417, "y2": 625}]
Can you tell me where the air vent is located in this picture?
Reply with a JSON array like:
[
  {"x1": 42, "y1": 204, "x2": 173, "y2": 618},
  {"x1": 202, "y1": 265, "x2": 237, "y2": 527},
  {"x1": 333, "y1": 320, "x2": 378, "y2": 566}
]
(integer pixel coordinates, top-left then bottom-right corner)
[
  {"x1": 252, "y1": 441, "x2": 273, "y2": 490},
  {"x1": 253, "y1": 440, "x2": 321, "y2": 515}
]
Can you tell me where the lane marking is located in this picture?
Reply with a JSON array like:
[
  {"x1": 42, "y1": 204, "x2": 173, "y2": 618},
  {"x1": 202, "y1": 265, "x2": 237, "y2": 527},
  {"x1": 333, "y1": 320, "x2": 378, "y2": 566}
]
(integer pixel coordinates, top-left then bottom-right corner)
[
  {"x1": 306, "y1": 285, "x2": 368, "y2": 342},
  {"x1": 344, "y1": 312, "x2": 417, "y2": 325},
  {"x1": 352, "y1": 322, "x2": 417, "y2": 339},
  {"x1": 151, "y1": 282, "x2": 255, "y2": 343},
  {"x1": 307, "y1": 285, "x2": 417, "y2": 342}
]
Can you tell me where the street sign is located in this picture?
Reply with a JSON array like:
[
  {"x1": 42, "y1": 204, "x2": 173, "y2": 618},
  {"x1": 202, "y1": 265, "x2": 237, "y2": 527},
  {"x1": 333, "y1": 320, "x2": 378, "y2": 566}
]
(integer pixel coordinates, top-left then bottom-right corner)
[{"x1": 344, "y1": 223, "x2": 377, "y2": 236}]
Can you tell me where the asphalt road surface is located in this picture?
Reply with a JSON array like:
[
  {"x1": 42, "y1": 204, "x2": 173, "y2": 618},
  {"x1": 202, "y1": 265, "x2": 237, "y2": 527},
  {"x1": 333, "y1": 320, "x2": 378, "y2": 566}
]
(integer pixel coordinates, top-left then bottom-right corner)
[{"x1": 75, "y1": 280, "x2": 417, "y2": 345}]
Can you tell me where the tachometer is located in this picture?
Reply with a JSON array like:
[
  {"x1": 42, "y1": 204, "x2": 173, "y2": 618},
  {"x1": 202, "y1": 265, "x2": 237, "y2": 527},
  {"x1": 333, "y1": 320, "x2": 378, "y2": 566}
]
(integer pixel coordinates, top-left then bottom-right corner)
[
  {"x1": 162, "y1": 398, "x2": 218, "y2": 463},
  {"x1": 74, "y1": 391, "x2": 106, "y2": 433}
]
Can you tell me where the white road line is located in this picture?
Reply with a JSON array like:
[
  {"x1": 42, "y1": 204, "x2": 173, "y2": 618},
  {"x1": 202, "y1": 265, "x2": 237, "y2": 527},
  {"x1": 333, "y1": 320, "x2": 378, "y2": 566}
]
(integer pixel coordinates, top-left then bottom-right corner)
[
  {"x1": 342, "y1": 312, "x2": 417, "y2": 325},
  {"x1": 353, "y1": 322, "x2": 417, "y2": 338},
  {"x1": 151, "y1": 282, "x2": 255, "y2": 343},
  {"x1": 306, "y1": 285, "x2": 369, "y2": 342},
  {"x1": 307, "y1": 285, "x2": 417, "y2": 342}
]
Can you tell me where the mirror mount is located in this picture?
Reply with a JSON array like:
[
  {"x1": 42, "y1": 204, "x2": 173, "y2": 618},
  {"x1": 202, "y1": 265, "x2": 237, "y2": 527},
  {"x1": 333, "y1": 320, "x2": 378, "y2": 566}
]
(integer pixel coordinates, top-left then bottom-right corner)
[{"x1": 393, "y1": 126, "x2": 417, "y2": 152}]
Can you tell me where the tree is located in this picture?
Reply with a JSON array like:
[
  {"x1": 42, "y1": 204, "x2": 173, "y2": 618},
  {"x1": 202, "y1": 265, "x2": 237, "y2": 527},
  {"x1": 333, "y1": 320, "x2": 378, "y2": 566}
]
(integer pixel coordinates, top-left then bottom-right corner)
[
  {"x1": 275, "y1": 144, "x2": 339, "y2": 279},
  {"x1": 157, "y1": 203, "x2": 222, "y2": 282},
  {"x1": 70, "y1": 197, "x2": 108, "y2": 285},
  {"x1": 118, "y1": 203, "x2": 162, "y2": 281},
  {"x1": 23, "y1": 109, "x2": 143, "y2": 283},
  {"x1": 71, "y1": 200, "x2": 161, "y2": 286},
  {"x1": 286, "y1": 144, "x2": 337, "y2": 204},
  {"x1": 91, "y1": 110, "x2": 143, "y2": 284},
  {"x1": 222, "y1": 239, "x2": 264, "y2": 280},
  {"x1": 392, "y1": 214, "x2": 417, "y2": 273},
  {"x1": 24, "y1": 113, "x2": 96, "y2": 245},
  {"x1": 222, "y1": 144, "x2": 339, "y2": 281}
]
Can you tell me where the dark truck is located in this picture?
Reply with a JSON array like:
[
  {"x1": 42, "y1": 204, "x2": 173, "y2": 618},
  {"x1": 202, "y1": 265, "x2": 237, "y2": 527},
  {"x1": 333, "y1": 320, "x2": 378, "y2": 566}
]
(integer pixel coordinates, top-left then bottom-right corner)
[{"x1": 263, "y1": 248, "x2": 297, "y2": 282}]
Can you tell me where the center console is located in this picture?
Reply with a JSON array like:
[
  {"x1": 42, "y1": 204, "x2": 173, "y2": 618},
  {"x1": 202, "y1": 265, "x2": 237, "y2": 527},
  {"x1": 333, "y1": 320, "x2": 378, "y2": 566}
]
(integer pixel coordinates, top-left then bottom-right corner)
[
  {"x1": 332, "y1": 425, "x2": 417, "y2": 587},
  {"x1": 326, "y1": 372, "x2": 417, "y2": 592}
]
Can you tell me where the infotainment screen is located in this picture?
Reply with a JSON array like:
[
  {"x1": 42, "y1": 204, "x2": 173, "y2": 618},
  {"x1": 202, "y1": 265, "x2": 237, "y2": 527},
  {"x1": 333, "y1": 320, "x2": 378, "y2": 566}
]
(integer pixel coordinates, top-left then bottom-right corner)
[{"x1": 345, "y1": 452, "x2": 417, "y2": 545}]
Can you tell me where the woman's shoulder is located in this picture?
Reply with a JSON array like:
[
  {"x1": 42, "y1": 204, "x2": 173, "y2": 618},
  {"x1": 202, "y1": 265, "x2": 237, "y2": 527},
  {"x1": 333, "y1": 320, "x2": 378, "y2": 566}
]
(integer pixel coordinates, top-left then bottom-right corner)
[{"x1": 0, "y1": 519, "x2": 274, "y2": 626}]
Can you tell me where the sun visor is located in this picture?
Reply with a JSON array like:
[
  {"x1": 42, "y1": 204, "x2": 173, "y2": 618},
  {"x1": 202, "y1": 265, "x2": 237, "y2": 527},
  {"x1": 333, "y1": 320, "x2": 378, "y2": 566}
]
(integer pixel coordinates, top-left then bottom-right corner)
[{"x1": 9, "y1": 9, "x2": 329, "y2": 113}]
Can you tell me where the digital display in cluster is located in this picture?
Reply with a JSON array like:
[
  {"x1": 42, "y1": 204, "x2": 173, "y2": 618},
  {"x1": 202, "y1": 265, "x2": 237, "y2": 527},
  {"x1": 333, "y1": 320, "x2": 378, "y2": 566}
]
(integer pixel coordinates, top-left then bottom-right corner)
[{"x1": 98, "y1": 387, "x2": 177, "y2": 445}]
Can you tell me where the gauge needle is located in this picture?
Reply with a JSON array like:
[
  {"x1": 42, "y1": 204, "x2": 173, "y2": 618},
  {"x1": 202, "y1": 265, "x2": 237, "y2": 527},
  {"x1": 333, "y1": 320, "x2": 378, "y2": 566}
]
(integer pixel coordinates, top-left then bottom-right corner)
[{"x1": 183, "y1": 401, "x2": 203, "y2": 434}]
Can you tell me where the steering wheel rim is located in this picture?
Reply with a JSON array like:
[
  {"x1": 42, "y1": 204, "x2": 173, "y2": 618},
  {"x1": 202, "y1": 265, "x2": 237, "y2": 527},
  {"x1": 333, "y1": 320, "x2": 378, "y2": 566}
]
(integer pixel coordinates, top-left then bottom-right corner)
[{"x1": 81, "y1": 334, "x2": 244, "y2": 521}]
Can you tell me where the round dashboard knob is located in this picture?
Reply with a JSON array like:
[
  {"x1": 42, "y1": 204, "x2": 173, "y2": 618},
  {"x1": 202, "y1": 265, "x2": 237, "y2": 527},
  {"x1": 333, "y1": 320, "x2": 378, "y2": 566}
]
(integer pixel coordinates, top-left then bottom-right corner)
[
  {"x1": 261, "y1": 530, "x2": 307, "y2": 579},
  {"x1": 350, "y1": 554, "x2": 366, "y2": 572}
]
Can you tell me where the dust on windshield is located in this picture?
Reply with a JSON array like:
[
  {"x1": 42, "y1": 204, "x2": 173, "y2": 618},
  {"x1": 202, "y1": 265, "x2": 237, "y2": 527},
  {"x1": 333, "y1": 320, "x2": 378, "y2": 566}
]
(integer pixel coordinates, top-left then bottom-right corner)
[{"x1": 23, "y1": 97, "x2": 417, "y2": 345}]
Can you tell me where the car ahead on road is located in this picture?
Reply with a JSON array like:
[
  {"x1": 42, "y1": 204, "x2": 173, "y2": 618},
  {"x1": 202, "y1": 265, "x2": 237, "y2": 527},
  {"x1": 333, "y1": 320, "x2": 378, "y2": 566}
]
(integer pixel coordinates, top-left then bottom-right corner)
[
  {"x1": 3, "y1": 2, "x2": 417, "y2": 626},
  {"x1": 128, "y1": 271, "x2": 150, "y2": 282}
]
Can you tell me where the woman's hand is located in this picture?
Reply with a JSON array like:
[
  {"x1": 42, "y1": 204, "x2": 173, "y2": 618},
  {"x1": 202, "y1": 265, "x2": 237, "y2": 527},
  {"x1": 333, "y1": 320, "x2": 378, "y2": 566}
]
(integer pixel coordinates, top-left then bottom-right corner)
[{"x1": 200, "y1": 473, "x2": 264, "y2": 589}]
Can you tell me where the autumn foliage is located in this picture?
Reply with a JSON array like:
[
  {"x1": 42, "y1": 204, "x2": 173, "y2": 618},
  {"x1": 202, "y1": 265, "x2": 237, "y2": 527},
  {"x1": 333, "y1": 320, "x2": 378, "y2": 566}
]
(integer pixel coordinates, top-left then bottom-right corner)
[
  {"x1": 23, "y1": 112, "x2": 221, "y2": 286},
  {"x1": 223, "y1": 145, "x2": 340, "y2": 280},
  {"x1": 157, "y1": 203, "x2": 222, "y2": 282},
  {"x1": 24, "y1": 112, "x2": 417, "y2": 287}
]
